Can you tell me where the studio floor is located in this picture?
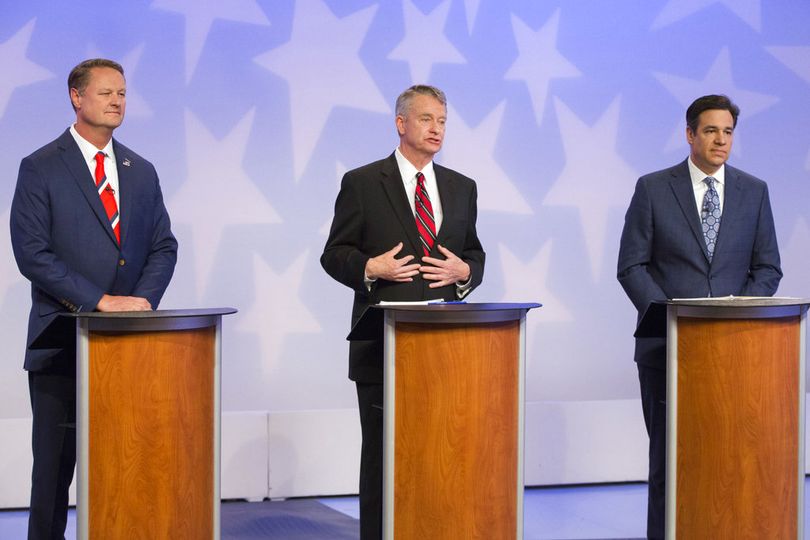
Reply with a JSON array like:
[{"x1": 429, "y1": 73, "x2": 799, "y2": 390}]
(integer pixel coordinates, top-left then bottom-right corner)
[{"x1": 0, "y1": 479, "x2": 795, "y2": 539}]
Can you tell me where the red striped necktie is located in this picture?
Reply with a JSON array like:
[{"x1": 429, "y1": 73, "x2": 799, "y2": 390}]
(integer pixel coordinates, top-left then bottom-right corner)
[
  {"x1": 94, "y1": 151, "x2": 120, "y2": 244},
  {"x1": 414, "y1": 172, "x2": 436, "y2": 256}
]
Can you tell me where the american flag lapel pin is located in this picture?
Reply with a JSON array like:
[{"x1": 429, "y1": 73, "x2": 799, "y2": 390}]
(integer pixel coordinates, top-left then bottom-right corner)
[{"x1": 122, "y1": 158, "x2": 131, "y2": 167}]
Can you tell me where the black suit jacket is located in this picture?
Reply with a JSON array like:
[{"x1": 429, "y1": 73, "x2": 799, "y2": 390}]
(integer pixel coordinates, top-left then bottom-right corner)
[
  {"x1": 321, "y1": 153, "x2": 485, "y2": 383},
  {"x1": 617, "y1": 159, "x2": 782, "y2": 368}
]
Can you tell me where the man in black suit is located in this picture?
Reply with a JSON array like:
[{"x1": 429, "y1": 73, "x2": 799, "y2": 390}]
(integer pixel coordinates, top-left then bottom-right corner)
[
  {"x1": 321, "y1": 84, "x2": 485, "y2": 539},
  {"x1": 617, "y1": 94, "x2": 781, "y2": 539},
  {"x1": 10, "y1": 58, "x2": 177, "y2": 540}
]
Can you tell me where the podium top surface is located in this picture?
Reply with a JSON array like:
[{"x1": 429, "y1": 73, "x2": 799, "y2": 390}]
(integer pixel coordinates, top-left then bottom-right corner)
[
  {"x1": 348, "y1": 302, "x2": 541, "y2": 341},
  {"x1": 667, "y1": 296, "x2": 810, "y2": 308},
  {"x1": 372, "y1": 302, "x2": 541, "y2": 312},
  {"x1": 635, "y1": 297, "x2": 810, "y2": 339},
  {"x1": 64, "y1": 307, "x2": 238, "y2": 319}
]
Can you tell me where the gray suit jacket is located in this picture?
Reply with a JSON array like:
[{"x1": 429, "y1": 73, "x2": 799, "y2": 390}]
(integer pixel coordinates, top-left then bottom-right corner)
[{"x1": 617, "y1": 159, "x2": 782, "y2": 368}]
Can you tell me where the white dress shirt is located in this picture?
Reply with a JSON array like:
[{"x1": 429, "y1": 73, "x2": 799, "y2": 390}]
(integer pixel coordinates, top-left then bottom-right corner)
[
  {"x1": 69, "y1": 124, "x2": 120, "y2": 208},
  {"x1": 688, "y1": 157, "x2": 724, "y2": 216},
  {"x1": 394, "y1": 147, "x2": 443, "y2": 231}
]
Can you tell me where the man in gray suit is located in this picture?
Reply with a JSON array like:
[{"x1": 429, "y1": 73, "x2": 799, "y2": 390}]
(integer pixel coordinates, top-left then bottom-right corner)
[{"x1": 617, "y1": 94, "x2": 782, "y2": 539}]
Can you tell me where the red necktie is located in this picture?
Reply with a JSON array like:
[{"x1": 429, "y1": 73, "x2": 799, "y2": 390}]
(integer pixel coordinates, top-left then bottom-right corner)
[
  {"x1": 94, "y1": 151, "x2": 120, "y2": 244},
  {"x1": 414, "y1": 172, "x2": 436, "y2": 256}
]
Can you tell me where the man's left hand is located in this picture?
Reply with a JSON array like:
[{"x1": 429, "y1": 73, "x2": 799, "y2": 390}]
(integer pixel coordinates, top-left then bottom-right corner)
[{"x1": 420, "y1": 244, "x2": 471, "y2": 288}]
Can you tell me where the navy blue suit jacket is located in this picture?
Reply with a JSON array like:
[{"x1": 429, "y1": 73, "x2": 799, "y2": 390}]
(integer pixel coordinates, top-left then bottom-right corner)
[
  {"x1": 617, "y1": 159, "x2": 782, "y2": 368},
  {"x1": 321, "y1": 153, "x2": 485, "y2": 383},
  {"x1": 10, "y1": 129, "x2": 178, "y2": 372}
]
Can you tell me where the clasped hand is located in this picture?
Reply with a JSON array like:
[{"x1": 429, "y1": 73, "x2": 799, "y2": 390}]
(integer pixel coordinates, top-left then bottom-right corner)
[{"x1": 365, "y1": 242, "x2": 470, "y2": 288}]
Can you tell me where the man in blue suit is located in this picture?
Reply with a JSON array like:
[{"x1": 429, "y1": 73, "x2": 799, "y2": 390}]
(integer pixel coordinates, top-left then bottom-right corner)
[
  {"x1": 10, "y1": 58, "x2": 177, "y2": 539},
  {"x1": 617, "y1": 94, "x2": 782, "y2": 539}
]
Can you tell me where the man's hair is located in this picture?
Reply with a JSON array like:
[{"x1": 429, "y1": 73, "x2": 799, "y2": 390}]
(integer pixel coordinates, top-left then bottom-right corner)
[
  {"x1": 395, "y1": 85, "x2": 447, "y2": 117},
  {"x1": 686, "y1": 94, "x2": 739, "y2": 133},
  {"x1": 67, "y1": 58, "x2": 125, "y2": 109}
]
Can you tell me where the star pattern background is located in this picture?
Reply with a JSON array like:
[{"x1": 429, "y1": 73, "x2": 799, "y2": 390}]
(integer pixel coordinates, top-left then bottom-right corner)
[{"x1": 0, "y1": 1, "x2": 808, "y2": 422}]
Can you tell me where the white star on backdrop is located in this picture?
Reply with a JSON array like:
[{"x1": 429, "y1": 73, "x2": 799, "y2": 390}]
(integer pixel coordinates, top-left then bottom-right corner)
[
  {"x1": 319, "y1": 161, "x2": 349, "y2": 236},
  {"x1": 654, "y1": 47, "x2": 778, "y2": 152},
  {"x1": 0, "y1": 209, "x2": 26, "y2": 293},
  {"x1": 651, "y1": 0, "x2": 761, "y2": 32},
  {"x1": 463, "y1": 0, "x2": 482, "y2": 34},
  {"x1": 499, "y1": 241, "x2": 570, "y2": 358},
  {"x1": 780, "y1": 217, "x2": 810, "y2": 296},
  {"x1": 387, "y1": 0, "x2": 465, "y2": 84},
  {"x1": 239, "y1": 250, "x2": 321, "y2": 371},
  {"x1": 767, "y1": 46, "x2": 810, "y2": 86},
  {"x1": 0, "y1": 19, "x2": 53, "y2": 119},
  {"x1": 169, "y1": 108, "x2": 281, "y2": 298},
  {"x1": 254, "y1": 0, "x2": 388, "y2": 179},
  {"x1": 439, "y1": 102, "x2": 531, "y2": 214},
  {"x1": 499, "y1": 242, "x2": 571, "y2": 322},
  {"x1": 544, "y1": 97, "x2": 637, "y2": 281},
  {"x1": 505, "y1": 9, "x2": 580, "y2": 127},
  {"x1": 151, "y1": 0, "x2": 270, "y2": 83}
]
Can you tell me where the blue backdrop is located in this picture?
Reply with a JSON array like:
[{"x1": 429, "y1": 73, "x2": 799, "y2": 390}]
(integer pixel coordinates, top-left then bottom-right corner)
[{"x1": 1, "y1": 0, "x2": 808, "y2": 419}]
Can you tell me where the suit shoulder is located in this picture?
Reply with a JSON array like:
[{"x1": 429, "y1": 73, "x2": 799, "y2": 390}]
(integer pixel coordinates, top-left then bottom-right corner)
[
  {"x1": 112, "y1": 139, "x2": 155, "y2": 170},
  {"x1": 434, "y1": 162, "x2": 476, "y2": 186},
  {"x1": 22, "y1": 136, "x2": 64, "y2": 164},
  {"x1": 726, "y1": 164, "x2": 768, "y2": 189},
  {"x1": 638, "y1": 162, "x2": 684, "y2": 184}
]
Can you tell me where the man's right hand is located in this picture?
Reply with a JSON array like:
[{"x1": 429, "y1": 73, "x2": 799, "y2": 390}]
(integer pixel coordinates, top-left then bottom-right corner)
[
  {"x1": 364, "y1": 242, "x2": 421, "y2": 282},
  {"x1": 96, "y1": 294, "x2": 152, "y2": 312}
]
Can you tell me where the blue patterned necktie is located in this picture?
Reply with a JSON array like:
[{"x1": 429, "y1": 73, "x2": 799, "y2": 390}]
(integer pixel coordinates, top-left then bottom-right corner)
[{"x1": 701, "y1": 177, "x2": 721, "y2": 261}]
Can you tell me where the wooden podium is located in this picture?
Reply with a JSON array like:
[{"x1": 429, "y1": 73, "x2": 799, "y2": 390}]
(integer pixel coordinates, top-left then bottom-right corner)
[
  {"x1": 662, "y1": 298, "x2": 809, "y2": 539},
  {"x1": 70, "y1": 308, "x2": 236, "y2": 540},
  {"x1": 351, "y1": 302, "x2": 539, "y2": 539}
]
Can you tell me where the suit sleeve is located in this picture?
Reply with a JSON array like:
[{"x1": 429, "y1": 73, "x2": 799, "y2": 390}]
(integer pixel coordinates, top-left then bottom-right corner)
[
  {"x1": 740, "y1": 183, "x2": 782, "y2": 296},
  {"x1": 321, "y1": 173, "x2": 372, "y2": 294},
  {"x1": 129, "y1": 169, "x2": 178, "y2": 309},
  {"x1": 617, "y1": 177, "x2": 668, "y2": 314},
  {"x1": 458, "y1": 181, "x2": 485, "y2": 295},
  {"x1": 10, "y1": 157, "x2": 106, "y2": 312}
]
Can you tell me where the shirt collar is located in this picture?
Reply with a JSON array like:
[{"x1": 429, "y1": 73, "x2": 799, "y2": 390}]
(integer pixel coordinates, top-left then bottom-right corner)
[
  {"x1": 395, "y1": 147, "x2": 434, "y2": 184},
  {"x1": 69, "y1": 124, "x2": 115, "y2": 164},
  {"x1": 687, "y1": 157, "x2": 725, "y2": 187}
]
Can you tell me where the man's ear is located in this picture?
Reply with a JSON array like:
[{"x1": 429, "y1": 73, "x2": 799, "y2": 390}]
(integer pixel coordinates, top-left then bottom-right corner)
[{"x1": 70, "y1": 87, "x2": 81, "y2": 110}]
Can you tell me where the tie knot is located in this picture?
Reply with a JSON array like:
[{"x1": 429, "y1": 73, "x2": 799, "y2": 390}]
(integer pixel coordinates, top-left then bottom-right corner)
[
  {"x1": 416, "y1": 172, "x2": 425, "y2": 186},
  {"x1": 95, "y1": 151, "x2": 105, "y2": 165},
  {"x1": 704, "y1": 176, "x2": 715, "y2": 188}
]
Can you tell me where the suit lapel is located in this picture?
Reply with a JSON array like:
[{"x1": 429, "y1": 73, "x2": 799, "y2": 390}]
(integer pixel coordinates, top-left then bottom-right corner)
[
  {"x1": 713, "y1": 166, "x2": 741, "y2": 259},
  {"x1": 435, "y1": 164, "x2": 454, "y2": 244},
  {"x1": 668, "y1": 160, "x2": 709, "y2": 261},
  {"x1": 57, "y1": 130, "x2": 119, "y2": 246},
  {"x1": 379, "y1": 154, "x2": 423, "y2": 254},
  {"x1": 113, "y1": 140, "x2": 133, "y2": 246}
]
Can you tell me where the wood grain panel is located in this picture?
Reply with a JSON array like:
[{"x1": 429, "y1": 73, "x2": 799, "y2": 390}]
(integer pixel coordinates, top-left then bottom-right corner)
[
  {"x1": 88, "y1": 327, "x2": 215, "y2": 539},
  {"x1": 393, "y1": 320, "x2": 520, "y2": 539},
  {"x1": 676, "y1": 316, "x2": 799, "y2": 540}
]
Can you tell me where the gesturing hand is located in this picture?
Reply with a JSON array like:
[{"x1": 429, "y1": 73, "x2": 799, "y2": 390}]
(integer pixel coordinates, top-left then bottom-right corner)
[
  {"x1": 365, "y1": 242, "x2": 422, "y2": 283},
  {"x1": 420, "y1": 244, "x2": 471, "y2": 288}
]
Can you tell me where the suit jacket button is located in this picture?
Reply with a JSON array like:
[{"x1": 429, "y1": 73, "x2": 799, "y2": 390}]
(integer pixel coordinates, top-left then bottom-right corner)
[{"x1": 118, "y1": 259, "x2": 126, "y2": 266}]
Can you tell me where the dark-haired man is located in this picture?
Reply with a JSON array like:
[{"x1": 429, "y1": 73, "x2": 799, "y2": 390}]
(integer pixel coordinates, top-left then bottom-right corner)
[
  {"x1": 321, "y1": 84, "x2": 485, "y2": 539},
  {"x1": 617, "y1": 94, "x2": 781, "y2": 539},
  {"x1": 10, "y1": 58, "x2": 177, "y2": 539}
]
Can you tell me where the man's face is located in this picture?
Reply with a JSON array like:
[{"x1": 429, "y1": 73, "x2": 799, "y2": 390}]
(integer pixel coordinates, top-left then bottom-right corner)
[
  {"x1": 71, "y1": 67, "x2": 126, "y2": 131},
  {"x1": 687, "y1": 109, "x2": 734, "y2": 175},
  {"x1": 396, "y1": 94, "x2": 446, "y2": 161}
]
